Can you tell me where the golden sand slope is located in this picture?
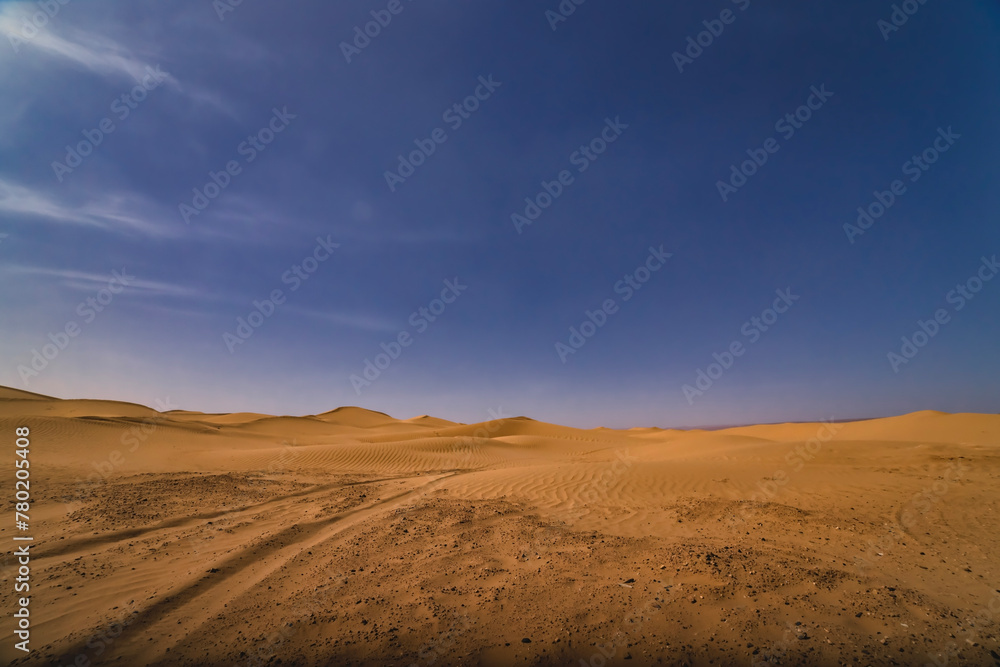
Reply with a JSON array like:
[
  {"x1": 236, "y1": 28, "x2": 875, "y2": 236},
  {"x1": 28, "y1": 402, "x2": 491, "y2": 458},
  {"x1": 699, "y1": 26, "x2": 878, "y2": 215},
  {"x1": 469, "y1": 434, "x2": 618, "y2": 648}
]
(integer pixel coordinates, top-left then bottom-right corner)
[{"x1": 0, "y1": 389, "x2": 998, "y2": 666}]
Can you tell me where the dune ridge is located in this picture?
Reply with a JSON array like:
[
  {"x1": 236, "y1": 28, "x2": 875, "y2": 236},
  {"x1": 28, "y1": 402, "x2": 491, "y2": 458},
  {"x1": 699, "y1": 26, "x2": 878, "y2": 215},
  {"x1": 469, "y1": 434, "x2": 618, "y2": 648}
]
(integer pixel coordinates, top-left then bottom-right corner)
[{"x1": 1, "y1": 388, "x2": 997, "y2": 666}]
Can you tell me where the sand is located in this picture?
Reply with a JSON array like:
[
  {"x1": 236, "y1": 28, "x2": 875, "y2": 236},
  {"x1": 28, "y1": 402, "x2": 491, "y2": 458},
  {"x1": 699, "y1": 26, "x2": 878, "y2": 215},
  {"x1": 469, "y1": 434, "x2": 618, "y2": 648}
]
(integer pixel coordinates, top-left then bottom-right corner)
[{"x1": 1, "y1": 386, "x2": 998, "y2": 666}]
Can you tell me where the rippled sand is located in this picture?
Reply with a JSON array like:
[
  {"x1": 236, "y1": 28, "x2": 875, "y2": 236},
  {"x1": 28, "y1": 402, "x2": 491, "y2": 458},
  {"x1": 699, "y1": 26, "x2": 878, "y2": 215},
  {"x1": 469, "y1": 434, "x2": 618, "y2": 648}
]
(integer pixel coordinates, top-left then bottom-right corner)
[{"x1": 1, "y1": 386, "x2": 998, "y2": 666}]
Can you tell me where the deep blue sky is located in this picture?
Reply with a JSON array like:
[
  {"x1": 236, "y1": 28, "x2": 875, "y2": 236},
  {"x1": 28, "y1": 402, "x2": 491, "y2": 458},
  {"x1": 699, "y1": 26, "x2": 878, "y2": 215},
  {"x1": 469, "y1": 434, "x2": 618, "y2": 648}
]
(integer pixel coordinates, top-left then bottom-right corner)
[{"x1": 2, "y1": 0, "x2": 998, "y2": 427}]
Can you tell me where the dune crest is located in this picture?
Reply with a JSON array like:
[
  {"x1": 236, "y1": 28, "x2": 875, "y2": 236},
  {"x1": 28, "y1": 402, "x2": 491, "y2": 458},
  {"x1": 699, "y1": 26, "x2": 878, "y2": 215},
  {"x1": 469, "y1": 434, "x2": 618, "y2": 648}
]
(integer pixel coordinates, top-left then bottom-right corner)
[{"x1": 2, "y1": 387, "x2": 997, "y2": 666}]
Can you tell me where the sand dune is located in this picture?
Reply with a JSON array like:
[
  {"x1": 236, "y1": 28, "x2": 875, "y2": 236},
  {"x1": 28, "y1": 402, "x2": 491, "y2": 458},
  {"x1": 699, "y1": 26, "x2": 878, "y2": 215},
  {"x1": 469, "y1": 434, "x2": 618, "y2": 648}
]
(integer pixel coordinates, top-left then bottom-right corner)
[{"x1": 1, "y1": 389, "x2": 998, "y2": 666}]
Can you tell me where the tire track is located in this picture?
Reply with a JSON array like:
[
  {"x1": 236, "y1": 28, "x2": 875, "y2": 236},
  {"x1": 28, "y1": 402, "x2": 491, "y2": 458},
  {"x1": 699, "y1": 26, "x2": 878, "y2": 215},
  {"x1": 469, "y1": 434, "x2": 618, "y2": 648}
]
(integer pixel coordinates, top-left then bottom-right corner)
[
  {"x1": 39, "y1": 474, "x2": 412, "y2": 560},
  {"x1": 54, "y1": 471, "x2": 468, "y2": 664}
]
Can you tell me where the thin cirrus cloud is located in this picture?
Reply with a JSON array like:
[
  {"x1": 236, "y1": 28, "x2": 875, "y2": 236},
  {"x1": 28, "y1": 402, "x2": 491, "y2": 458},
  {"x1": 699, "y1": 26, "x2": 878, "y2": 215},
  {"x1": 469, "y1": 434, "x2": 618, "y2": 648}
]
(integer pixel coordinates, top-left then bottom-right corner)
[
  {"x1": 0, "y1": 1, "x2": 234, "y2": 117},
  {"x1": 286, "y1": 305, "x2": 401, "y2": 334},
  {"x1": 0, "y1": 3, "x2": 177, "y2": 85},
  {"x1": 1, "y1": 1, "x2": 996, "y2": 426},
  {"x1": 0, "y1": 265, "x2": 203, "y2": 300},
  {"x1": 0, "y1": 178, "x2": 177, "y2": 237},
  {"x1": 2, "y1": 265, "x2": 396, "y2": 335}
]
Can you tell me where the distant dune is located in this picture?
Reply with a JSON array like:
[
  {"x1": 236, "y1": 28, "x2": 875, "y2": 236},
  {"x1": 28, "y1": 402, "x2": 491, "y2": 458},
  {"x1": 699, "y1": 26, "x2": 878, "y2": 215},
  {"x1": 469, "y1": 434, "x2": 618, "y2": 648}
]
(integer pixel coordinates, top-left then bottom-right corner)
[{"x1": 2, "y1": 388, "x2": 998, "y2": 666}]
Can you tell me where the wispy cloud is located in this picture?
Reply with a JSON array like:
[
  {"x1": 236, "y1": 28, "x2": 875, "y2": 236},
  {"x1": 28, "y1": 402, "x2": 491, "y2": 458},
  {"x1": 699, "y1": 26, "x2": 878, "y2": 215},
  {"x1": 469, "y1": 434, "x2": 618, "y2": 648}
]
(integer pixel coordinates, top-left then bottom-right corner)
[
  {"x1": 288, "y1": 306, "x2": 400, "y2": 333},
  {"x1": 1, "y1": 265, "x2": 204, "y2": 299},
  {"x1": 0, "y1": 4, "x2": 177, "y2": 85},
  {"x1": 0, "y1": 3, "x2": 236, "y2": 116},
  {"x1": 0, "y1": 178, "x2": 175, "y2": 237}
]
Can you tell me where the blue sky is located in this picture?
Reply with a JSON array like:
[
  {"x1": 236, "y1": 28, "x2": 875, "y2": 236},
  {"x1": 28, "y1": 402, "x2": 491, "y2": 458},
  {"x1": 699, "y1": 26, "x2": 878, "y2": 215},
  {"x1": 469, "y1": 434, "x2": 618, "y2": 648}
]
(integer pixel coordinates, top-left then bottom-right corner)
[{"x1": 1, "y1": 0, "x2": 998, "y2": 427}]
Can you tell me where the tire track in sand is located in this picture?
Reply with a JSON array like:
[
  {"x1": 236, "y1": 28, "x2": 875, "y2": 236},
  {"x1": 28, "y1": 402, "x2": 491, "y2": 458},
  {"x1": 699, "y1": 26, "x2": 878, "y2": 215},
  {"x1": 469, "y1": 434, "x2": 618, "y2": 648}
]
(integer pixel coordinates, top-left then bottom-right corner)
[{"x1": 54, "y1": 471, "x2": 468, "y2": 664}]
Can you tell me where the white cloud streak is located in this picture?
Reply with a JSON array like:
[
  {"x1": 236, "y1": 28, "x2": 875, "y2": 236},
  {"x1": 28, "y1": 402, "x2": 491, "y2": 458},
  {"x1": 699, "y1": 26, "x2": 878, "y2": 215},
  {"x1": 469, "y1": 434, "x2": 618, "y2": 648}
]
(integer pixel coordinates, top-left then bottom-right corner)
[
  {"x1": 0, "y1": 178, "x2": 176, "y2": 237},
  {"x1": 1, "y1": 265, "x2": 203, "y2": 299}
]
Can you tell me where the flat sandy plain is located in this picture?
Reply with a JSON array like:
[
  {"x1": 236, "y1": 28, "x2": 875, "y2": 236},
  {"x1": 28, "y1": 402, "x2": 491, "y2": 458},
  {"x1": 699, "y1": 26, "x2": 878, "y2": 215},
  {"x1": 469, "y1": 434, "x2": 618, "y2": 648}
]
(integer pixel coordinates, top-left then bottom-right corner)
[{"x1": 1, "y1": 386, "x2": 998, "y2": 666}]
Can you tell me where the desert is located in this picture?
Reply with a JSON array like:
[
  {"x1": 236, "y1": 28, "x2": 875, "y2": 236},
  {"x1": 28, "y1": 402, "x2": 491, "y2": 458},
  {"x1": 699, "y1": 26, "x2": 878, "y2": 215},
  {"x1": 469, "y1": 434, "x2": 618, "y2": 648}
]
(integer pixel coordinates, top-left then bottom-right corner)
[
  {"x1": 1, "y1": 386, "x2": 997, "y2": 666},
  {"x1": 4, "y1": 0, "x2": 998, "y2": 664}
]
